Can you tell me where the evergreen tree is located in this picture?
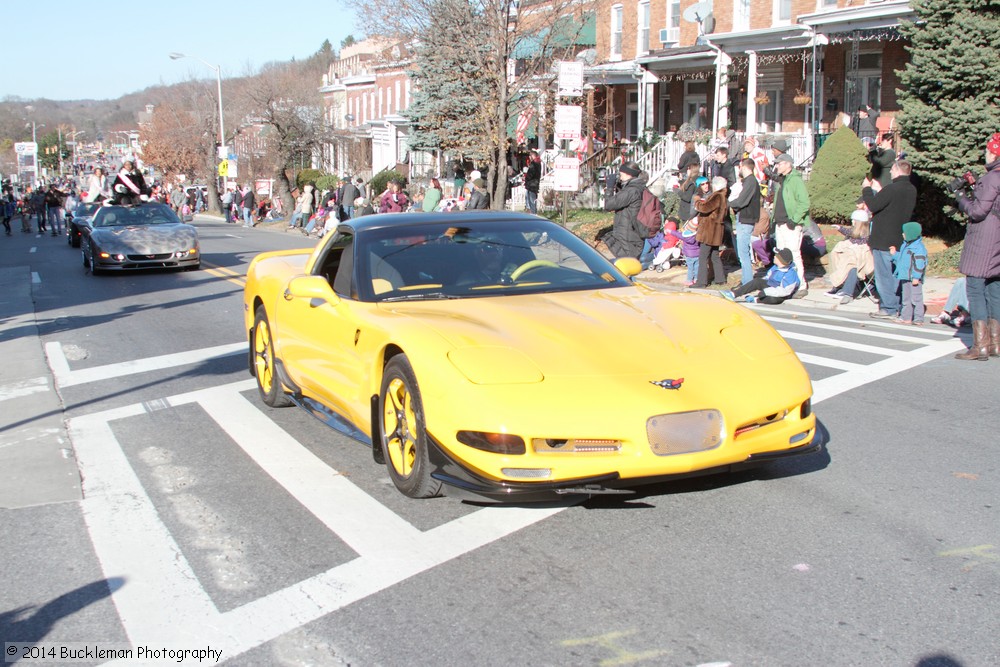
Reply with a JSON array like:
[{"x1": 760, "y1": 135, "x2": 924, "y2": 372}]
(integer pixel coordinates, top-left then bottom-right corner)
[
  {"x1": 807, "y1": 126, "x2": 870, "y2": 225},
  {"x1": 405, "y1": 1, "x2": 498, "y2": 163},
  {"x1": 897, "y1": 0, "x2": 1000, "y2": 227}
]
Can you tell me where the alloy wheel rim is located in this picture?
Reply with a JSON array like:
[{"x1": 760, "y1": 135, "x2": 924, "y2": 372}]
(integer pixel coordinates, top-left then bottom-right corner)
[
  {"x1": 254, "y1": 321, "x2": 274, "y2": 393},
  {"x1": 384, "y1": 377, "x2": 416, "y2": 477}
]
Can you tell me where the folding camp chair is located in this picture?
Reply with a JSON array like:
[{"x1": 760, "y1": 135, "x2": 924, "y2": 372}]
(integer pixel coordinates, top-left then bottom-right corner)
[{"x1": 857, "y1": 273, "x2": 879, "y2": 304}]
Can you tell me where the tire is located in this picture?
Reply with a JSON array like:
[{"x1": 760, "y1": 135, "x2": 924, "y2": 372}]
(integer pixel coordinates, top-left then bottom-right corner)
[
  {"x1": 379, "y1": 355, "x2": 441, "y2": 499},
  {"x1": 85, "y1": 240, "x2": 102, "y2": 275},
  {"x1": 252, "y1": 306, "x2": 292, "y2": 407}
]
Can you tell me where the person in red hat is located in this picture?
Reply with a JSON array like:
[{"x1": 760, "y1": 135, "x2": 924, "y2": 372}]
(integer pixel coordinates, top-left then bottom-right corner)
[{"x1": 954, "y1": 132, "x2": 1000, "y2": 360}]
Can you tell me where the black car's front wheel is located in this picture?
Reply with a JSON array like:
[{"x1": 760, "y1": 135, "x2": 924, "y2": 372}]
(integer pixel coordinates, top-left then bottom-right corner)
[
  {"x1": 85, "y1": 240, "x2": 102, "y2": 275},
  {"x1": 379, "y1": 355, "x2": 441, "y2": 499},
  {"x1": 252, "y1": 306, "x2": 292, "y2": 407}
]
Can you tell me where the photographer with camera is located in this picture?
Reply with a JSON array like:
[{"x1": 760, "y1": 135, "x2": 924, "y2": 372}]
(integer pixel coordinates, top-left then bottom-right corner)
[
  {"x1": 953, "y1": 132, "x2": 1000, "y2": 361},
  {"x1": 869, "y1": 134, "x2": 897, "y2": 188}
]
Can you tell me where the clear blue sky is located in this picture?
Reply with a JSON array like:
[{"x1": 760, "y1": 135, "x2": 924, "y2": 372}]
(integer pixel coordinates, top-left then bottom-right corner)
[{"x1": 5, "y1": 2, "x2": 359, "y2": 101}]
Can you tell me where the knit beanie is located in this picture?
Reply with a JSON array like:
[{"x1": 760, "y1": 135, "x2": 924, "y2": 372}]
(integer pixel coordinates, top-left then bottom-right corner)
[
  {"x1": 619, "y1": 163, "x2": 641, "y2": 177},
  {"x1": 902, "y1": 221, "x2": 922, "y2": 242},
  {"x1": 988, "y1": 132, "x2": 1000, "y2": 156}
]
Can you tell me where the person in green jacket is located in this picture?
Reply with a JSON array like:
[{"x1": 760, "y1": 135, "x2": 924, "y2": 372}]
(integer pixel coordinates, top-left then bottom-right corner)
[
  {"x1": 422, "y1": 178, "x2": 443, "y2": 212},
  {"x1": 772, "y1": 153, "x2": 810, "y2": 292}
]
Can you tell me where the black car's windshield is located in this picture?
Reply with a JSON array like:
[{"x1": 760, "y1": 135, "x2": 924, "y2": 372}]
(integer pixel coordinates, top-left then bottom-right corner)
[
  {"x1": 355, "y1": 217, "x2": 632, "y2": 302},
  {"x1": 72, "y1": 203, "x2": 100, "y2": 217},
  {"x1": 94, "y1": 204, "x2": 181, "y2": 228}
]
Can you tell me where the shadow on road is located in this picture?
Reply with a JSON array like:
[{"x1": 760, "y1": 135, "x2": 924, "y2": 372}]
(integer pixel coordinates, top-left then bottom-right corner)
[{"x1": 0, "y1": 577, "x2": 124, "y2": 649}]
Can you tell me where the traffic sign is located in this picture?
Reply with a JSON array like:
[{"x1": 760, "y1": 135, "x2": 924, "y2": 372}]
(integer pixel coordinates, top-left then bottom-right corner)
[
  {"x1": 552, "y1": 156, "x2": 580, "y2": 192},
  {"x1": 554, "y1": 105, "x2": 582, "y2": 141},
  {"x1": 15, "y1": 142, "x2": 38, "y2": 156},
  {"x1": 558, "y1": 61, "x2": 584, "y2": 97}
]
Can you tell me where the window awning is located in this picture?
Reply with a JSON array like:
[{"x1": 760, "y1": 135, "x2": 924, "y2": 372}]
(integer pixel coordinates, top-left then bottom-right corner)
[{"x1": 512, "y1": 12, "x2": 596, "y2": 59}]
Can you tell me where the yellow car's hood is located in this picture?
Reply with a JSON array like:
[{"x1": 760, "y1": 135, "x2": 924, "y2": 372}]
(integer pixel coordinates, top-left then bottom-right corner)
[{"x1": 381, "y1": 286, "x2": 793, "y2": 378}]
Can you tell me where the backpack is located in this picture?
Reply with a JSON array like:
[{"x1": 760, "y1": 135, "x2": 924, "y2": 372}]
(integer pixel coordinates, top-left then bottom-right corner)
[{"x1": 636, "y1": 188, "x2": 663, "y2": 238}]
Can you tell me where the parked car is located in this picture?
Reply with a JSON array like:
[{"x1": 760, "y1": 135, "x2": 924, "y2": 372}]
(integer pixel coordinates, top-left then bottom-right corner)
[
  {"x1": 243, "y1": 212, "x2": 818, "y2": 501},
  {"x1": 80, "y1": 203, "x2": 200, "y2": 274}
]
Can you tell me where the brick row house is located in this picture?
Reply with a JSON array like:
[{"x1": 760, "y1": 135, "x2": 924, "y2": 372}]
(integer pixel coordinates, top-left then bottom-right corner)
[
  {"x1": 590, "y1": 0, "x2": 915, "y2": 150},
  {"x1": 320, "y1": 39, "x2": 440, "y2": 181}
]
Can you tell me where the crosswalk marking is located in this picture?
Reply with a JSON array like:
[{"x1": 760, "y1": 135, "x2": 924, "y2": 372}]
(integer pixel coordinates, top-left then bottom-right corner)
[
  {"x1": 793, "y1": 354, "x2": 865, "y2": 372},
  {"x1": 70, "y1": 380, "x2": 567, "y2": 661},
  {"x1": 750, "y1": 304, "x2": 957, "y2": 335},
  {"x1": 761, "y1": 314, "x2": 945, "y2": 344},
  {"x1": 774, "y1": 329, "x2": 908, "y2": 357},
  {"x1": 46, "y1": 341, "x2": 245, "y2": 387}
]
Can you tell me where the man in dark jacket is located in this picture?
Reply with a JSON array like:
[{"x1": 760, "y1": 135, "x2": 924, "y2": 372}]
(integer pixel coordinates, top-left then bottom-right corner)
[
  {"x1": 523, "y1": 151, "x2": 541, "y2": 214},
  {"x1": 853, "y1": 105, "x2": 879, "y2": 143},
  {"x1": 954, "y1": 132, "x2": 1000, "y2": 360},
  {"x1": 863, "y1": 160, "x2": 918, "y2": 319},
  {"x1": 601, "y1": 162, "x2": 647, "y2": 260},
  {"x1": 340, "y1": 177, "x2": 360, "y2": 219},
  {"x1": 466, "y1": 179, "x2": 490, "y2": 210},
  {"x1": 729, "y1": 158, "x2": 761, "y2": 284},
  {"x1": 705, "y1": 147, "x2": 736, "y2": 186}
]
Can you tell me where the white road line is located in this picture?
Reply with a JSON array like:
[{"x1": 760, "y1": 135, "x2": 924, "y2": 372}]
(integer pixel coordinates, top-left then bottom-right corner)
[
  {"x1": 0, "y1": 376, "x2": 50, "y2": 402},
  {"x1": 763, "y1": 314, "x2": 942, "y2": 344},
  {"x1": 774, "y1": 329, "x2": 907, "y2": 357},
  {"x1": 48, "y1": 341, "x2": 245, "y2": 387},
  {"x1": 196, "y1": 385, "x2": 424, "y2": 558},
  {"x1": 71, "y1": 408, "x2": 220, "y2": 646},
  {"x1": 31, "y1": 271, "x2": 40, "y2": 283},
  {"x1": 72, "y1": 379, "x2": 567, "y2": 660},
  {"x1": 30, "y1": 246, "x2": 37, "y2": 253},
  {"x1": 752, "y1": 304, "x2": 956, "y2": 335},
  {"x1": 794, "y1": 354, "x2": 864, "y2": 372},
  {"x1": 812, "y1": 337, "x2": 966, "y2": 404}
]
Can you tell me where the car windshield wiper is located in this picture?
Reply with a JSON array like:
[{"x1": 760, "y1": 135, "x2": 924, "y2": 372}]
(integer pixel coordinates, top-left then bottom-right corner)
[{"x1": 380, "y1": 292, "x2": 461, "y2": 302}]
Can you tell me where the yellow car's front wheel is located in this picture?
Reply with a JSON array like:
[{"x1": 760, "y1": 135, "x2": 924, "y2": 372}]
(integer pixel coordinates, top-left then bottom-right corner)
[
  {"x1": 379, "y1": 355, "x2": 441, "y2": 499},
  {"x1": 253, "y1": 306, "x2": 292, "y2": 408}
]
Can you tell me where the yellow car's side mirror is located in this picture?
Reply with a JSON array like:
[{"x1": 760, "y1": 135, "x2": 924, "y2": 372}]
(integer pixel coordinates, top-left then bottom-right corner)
[
  {"x1": 284, "y1": 275, "x2": 341, "y2": 306},
  {"x1": 614, "y1": 257, "x2": 643, "y2": 278}
]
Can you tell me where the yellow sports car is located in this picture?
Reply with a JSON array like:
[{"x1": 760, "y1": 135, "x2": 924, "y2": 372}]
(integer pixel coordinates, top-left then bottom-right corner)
[{"x1": 243, "y1": 212, "x2": 817, "y2": 501}]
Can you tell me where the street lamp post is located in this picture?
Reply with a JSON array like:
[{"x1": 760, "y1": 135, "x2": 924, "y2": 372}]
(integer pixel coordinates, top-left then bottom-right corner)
[{"x1": 169, "y1": 52, "x2": 225, "y2": 152}]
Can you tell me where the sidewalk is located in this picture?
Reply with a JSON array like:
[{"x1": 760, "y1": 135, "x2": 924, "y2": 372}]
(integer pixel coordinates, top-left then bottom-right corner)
[
  {"x1": 0, "y1": 266, "x2": 81, "y2": 509},
  {"x1": 636, "y1": 256, "x2": 954, "y2": 317}
]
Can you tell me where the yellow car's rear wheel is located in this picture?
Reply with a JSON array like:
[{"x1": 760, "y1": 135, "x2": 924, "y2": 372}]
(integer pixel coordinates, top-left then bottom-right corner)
[
  {"x1": 379, "y1": 355, "x2": 441, "y2": 498},
  {"x1": 253, "y1": 306, "x2": 292, "y2": 408}
]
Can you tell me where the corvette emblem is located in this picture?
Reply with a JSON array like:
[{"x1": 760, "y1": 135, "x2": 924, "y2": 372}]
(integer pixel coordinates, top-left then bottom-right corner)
[{"x1": 650, "y1": 378, "x2": 684, "y2": 390}]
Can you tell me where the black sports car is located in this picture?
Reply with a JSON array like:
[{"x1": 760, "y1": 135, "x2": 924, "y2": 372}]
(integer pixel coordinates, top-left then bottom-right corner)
[
  {"x1": 67, "y1": 202, "x2": 101, "y2": 247},
  {"x1": 81, "y1": 203, "x2": 200, "y2": 274}
]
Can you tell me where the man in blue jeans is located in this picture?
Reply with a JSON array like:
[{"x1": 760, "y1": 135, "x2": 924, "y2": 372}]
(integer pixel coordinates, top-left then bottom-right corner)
[
  {"x1": 729, "y1": 158, "x2": 761, "y2": 285},
  {"x1": 862, "y1": 160, "x2": 917, "y2": 319}
]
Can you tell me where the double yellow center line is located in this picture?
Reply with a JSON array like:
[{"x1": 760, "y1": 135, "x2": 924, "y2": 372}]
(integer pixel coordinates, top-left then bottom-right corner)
[{"x1": 202, "y1": 261, "x2": 246, "y2": 287}]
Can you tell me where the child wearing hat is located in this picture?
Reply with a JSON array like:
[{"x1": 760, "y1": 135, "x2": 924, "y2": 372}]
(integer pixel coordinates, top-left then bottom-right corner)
[
  {"x1": 721, "y1": 247, "x2": 800, "y2": 304},
  {"x1": 890, "y1": 221, "x2": 928, "y2": 324}
]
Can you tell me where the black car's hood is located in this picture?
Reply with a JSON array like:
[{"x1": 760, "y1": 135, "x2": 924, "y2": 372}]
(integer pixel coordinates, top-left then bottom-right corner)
[{"x1": 90, "y1": 224, "x2": 197, "y2": 253}]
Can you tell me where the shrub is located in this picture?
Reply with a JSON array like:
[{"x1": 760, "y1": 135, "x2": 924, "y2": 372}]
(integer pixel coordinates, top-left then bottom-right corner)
[
  {"x1": 295, "y1": 168, "x2": 325, "y2": 190},
  {"x1": 315, "y1": 174, "x2": 340, "y2": 193},
  {"x1": 807, "y1": 126, "x2": 869, "y2": 225},
  {"x1": 369, "y1": 169, "x2": 407, "y2": 200}
]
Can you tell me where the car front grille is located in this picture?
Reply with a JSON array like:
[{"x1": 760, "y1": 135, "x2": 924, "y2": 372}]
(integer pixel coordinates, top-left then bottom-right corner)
[{"x1": 126, "y1": 253, "x2": 174, "y2": 261}]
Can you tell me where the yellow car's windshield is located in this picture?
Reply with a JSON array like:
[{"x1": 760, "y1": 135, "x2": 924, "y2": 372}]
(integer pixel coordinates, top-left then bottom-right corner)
[{"x1": 354, "y1": 219, "x2": 631, "y2": 302}]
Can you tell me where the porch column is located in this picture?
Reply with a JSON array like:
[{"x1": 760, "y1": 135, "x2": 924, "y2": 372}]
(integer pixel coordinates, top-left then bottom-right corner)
[
  {"x1": 745, "y1": 51, "x2": 758, "y2": 134},
  {"x1": 713, "y1": 51, "x2": 732, "y2": 133}
]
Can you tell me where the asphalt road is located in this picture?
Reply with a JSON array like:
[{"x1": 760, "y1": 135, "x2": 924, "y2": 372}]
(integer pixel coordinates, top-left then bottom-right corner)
[{"x1": 1, "y1": 216, "x2": 997, "y2": 667}]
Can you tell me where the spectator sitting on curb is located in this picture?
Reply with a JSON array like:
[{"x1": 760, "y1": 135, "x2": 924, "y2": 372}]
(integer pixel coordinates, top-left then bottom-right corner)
[
  {"x1": 931, "y1": 277, "x2": 970, "y2": 327},
  {"x1": 721, "y1": 247, "x2": 800, "y2": 304}
]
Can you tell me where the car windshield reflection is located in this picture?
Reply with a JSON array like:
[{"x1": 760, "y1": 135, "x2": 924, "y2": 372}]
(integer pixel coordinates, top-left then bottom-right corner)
[
  {"x1": 94, "y1": 204, "x2": 181, "y2": 228},
  {"x1": 356, "y1": 220, "x2": 630, "y2": 302}
]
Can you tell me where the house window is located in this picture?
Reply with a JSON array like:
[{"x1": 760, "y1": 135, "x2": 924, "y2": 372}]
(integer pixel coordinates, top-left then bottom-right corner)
[
  {"x1": 658, "y1": 92, "x2": 671, "y2": 133},
  {"x1": 684, "y1": 81, "x2": 708, "y2": 130},
  {"x1": 820, "y1": 0, "x2": 837, "y2": 6},
  {"x1": 734, "y1": 0, "x2": 751, "y2": 31},
  {"x1": 774, "y1": 0, "x2": 792, "y2": 23},
  {"x1": 855, "y1": 52, "x2": 883, "y2": 109},
  {"x1": 757, "y1": 90, "x2": 782, "y2": 133},
  {"x1": 611, "y1": 5, "x2": 623, "y2": 60},
  {"x1": 626, "y1": 91, "x2": 639, "y2": 140},
  {"x1": 638, "y1": 1, "x2": 650, "y2": 54}
]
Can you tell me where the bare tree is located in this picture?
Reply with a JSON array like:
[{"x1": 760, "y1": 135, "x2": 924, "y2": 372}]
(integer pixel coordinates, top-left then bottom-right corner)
[
  {"x1": 237, "y1": 61, "x2": 331, "y2": 216},
  {"x1": 351, "y1": 0, "x2": 596, "y2": 208}
]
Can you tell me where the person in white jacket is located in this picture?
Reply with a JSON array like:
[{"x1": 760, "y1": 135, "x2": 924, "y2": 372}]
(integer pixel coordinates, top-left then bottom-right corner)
[{"x1": 83, "y1": 168, "x2": 110, "y2": 203}]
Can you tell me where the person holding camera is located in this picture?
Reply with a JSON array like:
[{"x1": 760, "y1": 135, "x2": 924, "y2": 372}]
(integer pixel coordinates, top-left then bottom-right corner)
[
  {"x1": 953, "y1": 132, "x2": 1000, "y2": 361},
  {"x1": 863, "y1": 160, "x2": 918, "y2": 320},
  {"x1": 869, "y1": 134, "x2": 897, "y2": 188}
]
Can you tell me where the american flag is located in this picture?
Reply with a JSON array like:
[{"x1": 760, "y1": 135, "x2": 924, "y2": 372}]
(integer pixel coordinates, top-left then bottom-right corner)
[{"x1": 515, "y1": 106, "x2": 534, "y2": 146}]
